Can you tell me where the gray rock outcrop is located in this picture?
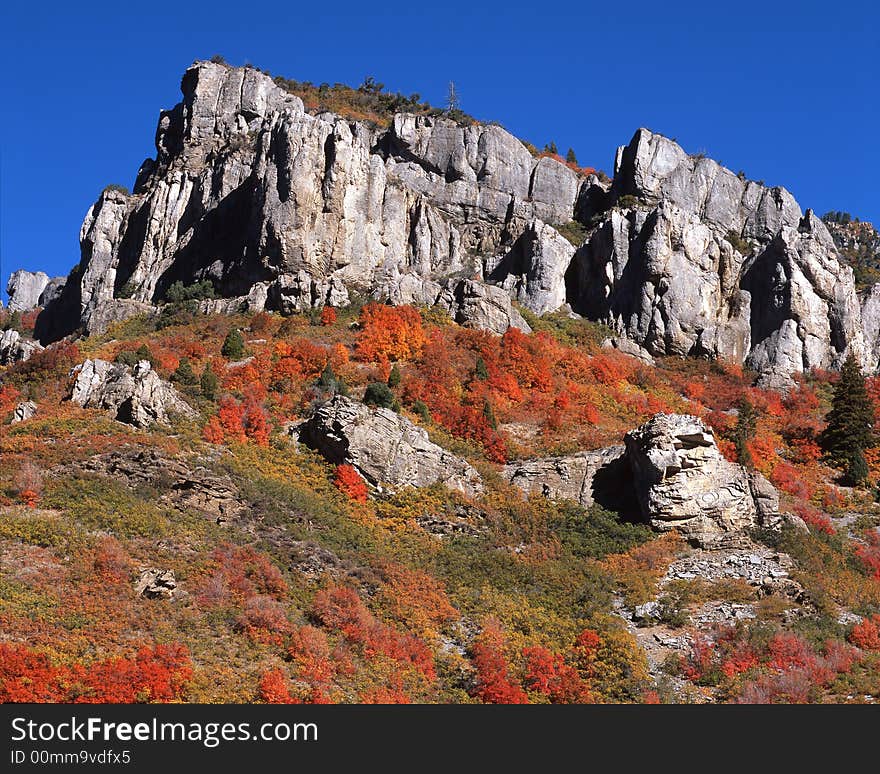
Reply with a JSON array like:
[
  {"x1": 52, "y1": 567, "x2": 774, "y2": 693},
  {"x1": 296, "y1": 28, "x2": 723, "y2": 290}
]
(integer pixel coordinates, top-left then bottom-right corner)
[
  {"x1": 28, "y1": 62, "x2": 880, "y2": 385},
  {"x1": 296, "y1": 395, "x2": 482, "y2": 496},
  {"x1": 6, "y1": 270, "x2": 66, "y2": 312},
  {"x1": 68, "y1": 359, "x2": 196, "y2": 427},
  {"x1": 63, "y1": 448, "x2": 245, "y2": 523},
  {"x1": 0, "y1": 329, "x2": 42, "y2": 365},
  {"x1": 11, "y1": 401, "x2": 37, "y2": 423},
  {"x1": 624, "y1": 413, "x2": 779, "y2": 546},
  {"x1": 134, "y1": 568, "x2": 178, "y2": 599},
  {"x1": 37, "y1": 61, "x2": 581, "y2": 341},
  {"x1": 504, "y1": 412, "x2": 779, "y2": 547},
  {"x1": 569, "y1": 129, "x2": 869, "y2": 378},
  {"x1": 503, "y1": 446, "x2": 625, "y2": 509}
]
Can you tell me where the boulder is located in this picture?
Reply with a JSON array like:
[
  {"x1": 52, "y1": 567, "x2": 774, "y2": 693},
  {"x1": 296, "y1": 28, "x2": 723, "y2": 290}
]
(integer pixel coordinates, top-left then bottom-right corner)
[
  {"x1": 68, "y1": 359, "x2": 196, "y2": 428},
  {"x1": 437, "y1": 279, "x2": 531, "y2": 335},
  {"x1": 296, "y1": 395, "x2": 482, "y2": 496},
  {"x1": 504, "y1": 412, "x2": 781, "y2": 547},
  {"x1": 624, "y1": 413, "x2": 779, "y2": 546},
  {"x1": 0, "y1": 329, "x2": 42, "y2": 365},
  {"x1": 11, "y1": 401, "x2": 37, "y2": 423},
  {"x1": 134, "y1": 568, "x2": 178, "y2": 599}
]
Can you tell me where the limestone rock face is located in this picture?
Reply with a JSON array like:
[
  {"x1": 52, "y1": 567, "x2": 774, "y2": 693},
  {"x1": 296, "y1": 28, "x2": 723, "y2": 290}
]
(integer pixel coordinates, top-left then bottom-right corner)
[
  {"x1": 296, "y1": 395, "x2": 482, "y2": 496},
  {"x1": 38, "y1": 61, "x2": 581, "y2": 340},
  {"x1": 568, "y1": 128, "x2": 870, "y2": 379},
  {"x1": 27, "y1": 63, "x2": 878, "y2": 384},
  {"x1": 503, "y1": 446, "x2": 626, "y2": 509},
  {"x1": 0, "y1": 329, "x2": 42, "y2": 365},
  {"x1": 68, "y1": 359, "x2": 196, "y2": 428},
  {"x1": 485, "y1": 221, "x2": 575, "y2": 316},
  {"x1": 624, "y1": 413, "x2": 778, "y2": 546},
  {"x1": 6, "y1": 270, "x2": 66, "y2": 312}
]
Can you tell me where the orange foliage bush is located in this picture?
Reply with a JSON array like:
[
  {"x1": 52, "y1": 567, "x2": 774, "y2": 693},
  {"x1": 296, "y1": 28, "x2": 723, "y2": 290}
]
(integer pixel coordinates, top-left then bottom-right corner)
[
  {"x1": 258, "y1": 669, "x2": 298, "y2": 704},
  {"x1": 320, "y1": 306, "x2": 337, "y2": 326},
  {"x1": 356, "y1": 304, "x2": 426, "y2": 362},
  {"x1": 311, "y1": 585, "x2": 435, "y2": 680}
]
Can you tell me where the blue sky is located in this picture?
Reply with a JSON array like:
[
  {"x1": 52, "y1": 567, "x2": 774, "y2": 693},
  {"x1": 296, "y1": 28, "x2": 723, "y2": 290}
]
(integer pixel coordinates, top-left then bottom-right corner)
[{"x1": 1, "y1": 1, "x2": 878, "y2": 297}]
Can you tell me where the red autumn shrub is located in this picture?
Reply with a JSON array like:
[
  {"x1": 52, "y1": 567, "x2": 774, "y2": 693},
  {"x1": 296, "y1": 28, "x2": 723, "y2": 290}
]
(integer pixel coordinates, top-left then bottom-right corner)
[
  {"x1": 470, "y1": 621, "x2": 528, "y2": 704},
  {"x1": 848, "y1": 614, "x2": 880, "y2": 651},
  {"x1": 334, "y1": 464, "x2": 368, "y2": 502},
  {"x1": 523, "y1": 645, "x2": 592, "y2": 703},
  {"x1": 0, "y1": 643, "x2": 192, "y2": 703},
  {"x1": 258, "y1": 669, "x2": 298, "y2": 704},
  {"x1": 320, "y1": 306, "x2": 337, "y2": 326}
]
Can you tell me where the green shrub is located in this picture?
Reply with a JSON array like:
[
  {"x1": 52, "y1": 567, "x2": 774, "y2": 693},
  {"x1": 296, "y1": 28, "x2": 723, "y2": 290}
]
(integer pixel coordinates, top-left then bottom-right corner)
[
  {"x1": 412, "y1": 400, "x2": 431, "y2": 423},
  {"x1": 166, "y1": 279, "x2": 216, "y2": 303},
  {"x1": 200, "y1": 363, "x2": 220, "y2": 400},
  {"x1": 616, "y1": 194, "x2": 640, "y2": 210},
  {"x1": 114, "y1": 344, "x2": 155, "y2": 368},
  {"x1": 172, "y1": 357, "x2": 198, "y2": 385},
  {"x1": 363, "y1": 382, "x2": 394, "y2": 409},
  {"x1": 553, "y1": 221, "x2": 589, "y2": 246},
  {"x1": 221, "y1": 328, "x2": 246, "y2": 359}
]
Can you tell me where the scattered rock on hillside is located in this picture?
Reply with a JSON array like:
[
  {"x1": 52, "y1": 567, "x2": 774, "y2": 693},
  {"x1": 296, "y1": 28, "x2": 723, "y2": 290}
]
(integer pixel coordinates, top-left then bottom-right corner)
[
  {"x1": 68, "y1": 359, "x2": 196, "y2": 428},
  {"x1": 134, "y1": 568, "x2": 178, "y2": 599},
  {"x1": 11, "y1": 401, "x2": 37, "y2": 423},
  {"x1": 62, "y1": 448, "x2": 245, "y2": 523},
  {"x1": 295, "y1": 395, "x2": 482, "y2": 496},
  {"x1": 624, "y1": 413, "x2": 779, "y2": 547}
]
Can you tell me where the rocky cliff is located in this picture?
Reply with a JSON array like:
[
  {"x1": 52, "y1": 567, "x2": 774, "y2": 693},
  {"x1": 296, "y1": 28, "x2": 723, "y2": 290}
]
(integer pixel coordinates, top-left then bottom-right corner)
[{"x1": 28, "y1": 61, "x2": 880, "y2": 383}]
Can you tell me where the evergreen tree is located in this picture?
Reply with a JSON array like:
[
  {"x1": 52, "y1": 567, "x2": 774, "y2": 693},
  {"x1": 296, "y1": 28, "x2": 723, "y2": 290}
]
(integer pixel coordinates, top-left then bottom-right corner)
[
  {"x1": 387, "y1": 363, "x2": 402, "y2": 388},
  {"x1": 543, "y1": 141, "x2": 558, "y2": 155},
  {"x1": 565, "y1": 148, "x2": 578, "y2": 165},
  {"x1": 318, "y1": 361, "x2": 336, "y2": 389},
  {"x1": 200, "y1": 363, "x2": 219, "y2": 401},
  {"x1": 172, "y1": 357, "x2": 198, "y2": 385},
  {"x1": 733, "y1": 397, "x2": 758, "y2": 468},
  {"x1": 221, "y1": 328, "x2": 246, "y2": 360},
  {"x1": 474, "y1": 356, "x2": 489, "y2": 381},
  {"x1": 482, "y1": 398, "x2": 497, "y2": 430},
  {"x1": 846, "y1": 448, "x2": 870, "y2": 487},
  {"x1": 820, "y1": 353, "x2": 875, "y2": 477},
  {"x1": 363, "y1": 382, "x2": 394, "y2": 409}
]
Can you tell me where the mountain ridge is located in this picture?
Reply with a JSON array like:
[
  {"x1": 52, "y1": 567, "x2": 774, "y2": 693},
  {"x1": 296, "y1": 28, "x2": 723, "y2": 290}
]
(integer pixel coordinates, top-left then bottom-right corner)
[{"x1": 5, "y1": 59, "x2": 878, "y2": 390}]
